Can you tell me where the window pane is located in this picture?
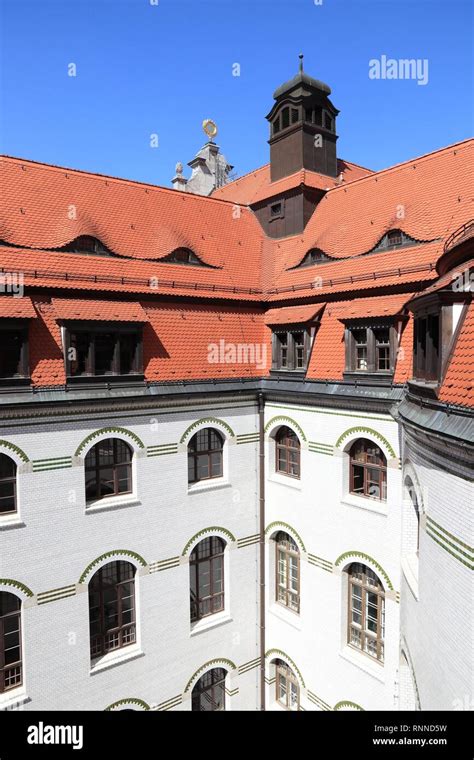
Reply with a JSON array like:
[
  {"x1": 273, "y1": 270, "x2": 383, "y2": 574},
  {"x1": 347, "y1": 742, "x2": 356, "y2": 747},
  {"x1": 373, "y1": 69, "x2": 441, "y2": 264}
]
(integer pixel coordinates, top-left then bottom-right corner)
[
  {"x1": 0, "y1": 330, "x2": 25, "y2": 377},
  {"x1": 69, "y1": 331, "x2": 90, "y2": 376},
  {"x1": 94, "y1": 333, "x2": 116, "y2": 375}
]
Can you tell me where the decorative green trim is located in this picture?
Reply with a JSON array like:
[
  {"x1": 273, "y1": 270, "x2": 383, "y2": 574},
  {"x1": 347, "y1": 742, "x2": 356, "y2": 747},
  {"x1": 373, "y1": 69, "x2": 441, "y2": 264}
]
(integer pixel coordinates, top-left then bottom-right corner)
[
  {"x1": 265, "y1": 522, "x2": 306, "y2": 553},
  {"x1": 236, "y1": 432, "x2": 259, "y2": 445},
  {"x1": 0, "y1": 578, "x2": 34, "y2": 597},
  {"x1": 308, "y1": 441, "x2": 333, "y2": 456},
  {"x1": 335, "y1": 427, "x2": 396, "y2": 458},
  {"x1": 237, "y1": 533, "x2": 260, "y2": 548},
  {"x1": 266, "y1": 403, "x2": 393, "y2": 424},
  {"x1": 0, "y1": 440, "x2": 29, "y2": 463},
  {"x1": 307, "y1": 553, "x2": 333, "y2": 573},
  {"x1": 79, "y1": 550, "x2": 147, "y2": 584},
  {"x1": 185, "y1": 658, "x2": 237, "y2": 692},
  {"x1": 239, "y1": 657, "x2": 260, "y2": 675},
  {"x1": 75, "y1": 427, "x2": 144, "y2": 457},
  {"x1": 264, "y1": 416, "x2": 306, "y2": 442},
  {"x1": 33, "y1": 457, "x2": 72, "y2": 472},
  {"x1": 265, "y1": 649, "x2": 305, "y2": 688},
  {"x1": 426, "y1": 516, "x2": 473, "y2": 554},
  {"x1": 182, "y1": 527, "x2": 236, "y2": 556},
  {"x1": 307, "y1": 690, "x2": 331, "y2": 711},
  {"x1": 179, "y1": 418, "x2": 235, "y2": 444},
  {"x1": 105, "y1": 698, "x2": 150, "y2": 711},
  {"x1": 426, "y1": 523, "x2": 473, "y2": 563},
  {"x1": 147, "y1": 443, "x2": 178, "y2": 457},
  {"x1": 37, "y1": 585, "x2": 76, "y2": 605},
  {"x1": 149, "y1": 556, "x2": 180, "y2": 573},
  {"x1": 425, "y1": 528, "x2": 474, "y2": 570},
  {"x1": 334, "y1": 700, "x2": 364, "y2": 711},
  {"x1": 156, "y1": 695, "x2": 182, "y2": 711},
  {"x1": 334, "y1": 551, "x2": 394, "y2": 590}
]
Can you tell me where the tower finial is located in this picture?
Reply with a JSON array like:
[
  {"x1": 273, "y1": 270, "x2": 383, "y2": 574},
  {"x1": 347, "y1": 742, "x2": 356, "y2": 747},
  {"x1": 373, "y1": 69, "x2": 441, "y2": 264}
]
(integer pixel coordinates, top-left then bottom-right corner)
[{"x1": 299, "y1": 53, "x2": 304, "y2": 72}]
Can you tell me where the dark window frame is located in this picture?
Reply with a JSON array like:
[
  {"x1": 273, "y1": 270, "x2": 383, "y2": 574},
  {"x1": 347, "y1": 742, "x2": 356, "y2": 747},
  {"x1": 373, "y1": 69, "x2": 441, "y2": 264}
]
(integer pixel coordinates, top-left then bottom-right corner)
[
  {"x1": 413, "y1": 310, "x2": 440, "y2": 383},
  {"x1": 190, "y1": 537, "x2": 225, "y2": 623},
  {"x1": 0, "y1": 454, "x2": 17, "y2": 515},
  {"x1": 88, "y1": 560, "x2": 136, "y2": 660},
  {"x1": 275, "y1": 426, "x2": 301, "y2": 479},
  {"x1": 344, "y1": 321, "x2": 398, "y2": 375},
  {"x1": 65, "y1": 322, "x2": 143, "y2": 378},
  {"x1": 347, "y1": 563, "x2": 385, "y2": 663},
  {"x1": 275, "y1": 532, "x2": 300, "y2": 612},
  {"x1": 0, "y1": 320, "x2": 30, "y2": 381},
  {"x1": 0, "y1": 592, "x2": 22, "y2": 693},
  {"x1": 187, "y1": 428, "x2": 224, "y2": 485},
  {"x1": 349, "y1": 438, "x2": 387, "y2": 501},
  {"x1": 191, "y1": 667, "x2": 226, "y2": 711},
  {"x1": 269, "y1": 199, "x2": 285, "y2": 222},
  {"x1": 272, "y1": 327, "x2": 312, "y2": 372},
  {"x1": 85, "y1": 438, "x2": 133, "y2": 502}
]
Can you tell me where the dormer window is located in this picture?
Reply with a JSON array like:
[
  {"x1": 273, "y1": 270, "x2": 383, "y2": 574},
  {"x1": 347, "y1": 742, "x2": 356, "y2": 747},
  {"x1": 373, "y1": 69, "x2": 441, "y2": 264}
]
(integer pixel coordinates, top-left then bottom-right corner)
[
  {"x1": 281, "y1": 108, "x2": 290, "y2": 129},
  {"x1": 413, "y1": 312, "x2": 440, "y2": 382},
  {"x1": 269, "y1": 201, "x2": 284, "y2": 221},
  {"x1": 272, "y1": 329, "x2": 310, "y2": 371},
  {"x1": 162, "y1": 248, "x2": 205, "y2": 266},
  {"x1": 291, "y1": 108, "x2": 299, "y2": 124},
  {"x1": 60, "y1": 236, "x2": 114, "y2": 256},
  {"x1": 344, "y1": 322, "x2": 397, "y2": 375},
  {"x1": 296, "y1": 248, "x2": 332, "y2": 268},
  {"x1": 273, "y1": 116, "x2": 281, "y2": 135},
  {"x1": 371, "y1": 230, "x2": 419, "y2": 253}
]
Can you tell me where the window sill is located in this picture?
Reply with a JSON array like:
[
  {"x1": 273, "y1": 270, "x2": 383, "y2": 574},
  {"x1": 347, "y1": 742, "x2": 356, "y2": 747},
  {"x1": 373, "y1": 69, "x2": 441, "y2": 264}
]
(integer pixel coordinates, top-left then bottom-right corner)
[
  {"x1": 341, "y1": 493, "x2": 388, "y2": 516},
  {"x1": 0, "y1": 687, "x2": 30, "y2": 710},
  {"x1": 401, "y1": 554, "x2": 419, "y2": 600},
  {"x1": 85, "y1": 495, "x2": 141, "y2": 514},
  {"x1": 190, "y1": 611, "x2": 232, "y2": 637},
  {"x1": 339, "y1": 646, "x2": 385, "y2": 683},
  {"x1": 187, "y1": 479, "x2": 231, "y2": 496},
  {"x1": 0, "y1": 514, "x2": 25, "y2": 530},
  {"x1": 90, "y1": 644, "x2": 144, "y2": 675},
  {"x1": 268, "y1": 472, "x2": 302, "y2": 491},
  {"x1": 269, "y1": 603, "x2": 302, "y2": 630}
]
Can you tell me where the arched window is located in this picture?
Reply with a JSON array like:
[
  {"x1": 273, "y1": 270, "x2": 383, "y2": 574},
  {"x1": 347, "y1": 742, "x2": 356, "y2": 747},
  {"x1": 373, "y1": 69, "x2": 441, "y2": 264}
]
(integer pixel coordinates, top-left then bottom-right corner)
[
  {"x1": 275, "y1": 660, "x2": 299, "y2": 710},
  {"x1": 0, "y1": 592, "x2": 22, "y2": 692},
  {"x1": 190, "y1": 537, "x2": 225, "y2": 623},
  {"x1": 404, "y1": 478, "x2": 421, "y2": 556},
  {"x1": 275, "y1": 532, "x2": 300, "y2": 612},
  {"x1": 192, "y1": 668, "x2": 226, "y2": 711},
  {"x1": 88, "y1": 561, "x2": 136, "y2": 659},
  {"x1": 275, "y1": 426, "x2": 301, "y2": 478},
  {"x1": 85, "y1": 439, "x2": 132, "y2": 501},
  {"x1": 188, "y1": 428, "x2": 223, "y2": 485},
  {"x1": 347, "y1": 563, "x2": 385, "y2": 662},
  {"x1": 0, "y1": 454, "x2": 17, "y2": 514},
  {"x1": 349, "y1": 439, "x2": 387, "y2": 500}
]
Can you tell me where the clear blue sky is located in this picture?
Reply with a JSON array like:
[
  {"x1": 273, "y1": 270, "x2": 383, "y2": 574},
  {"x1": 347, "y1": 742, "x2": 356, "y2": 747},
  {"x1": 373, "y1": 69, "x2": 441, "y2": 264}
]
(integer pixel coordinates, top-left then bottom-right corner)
[{"x1": 1, "y1": 0, "x2": 472, "y2": 186}]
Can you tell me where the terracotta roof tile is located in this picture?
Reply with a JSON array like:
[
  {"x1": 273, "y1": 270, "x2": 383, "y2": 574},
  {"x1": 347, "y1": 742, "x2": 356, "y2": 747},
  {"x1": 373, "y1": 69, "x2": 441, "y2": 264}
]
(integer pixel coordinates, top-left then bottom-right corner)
[
  {"x1": 52, "y1": 298, "x2": 147, "y2": 322},
  {"x1": 439, "y1": 303, "x2": 474, "y2": 407},
  {"x1": 0, "y1": 295, "x2": 36, "y2": 318},
  {"x1": 264, "y1": 303, "x2": 325, "y2": 324}
]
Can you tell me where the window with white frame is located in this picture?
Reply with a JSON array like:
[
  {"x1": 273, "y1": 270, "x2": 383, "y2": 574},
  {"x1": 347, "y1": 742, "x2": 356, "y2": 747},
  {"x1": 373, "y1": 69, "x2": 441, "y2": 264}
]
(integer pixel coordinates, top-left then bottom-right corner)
[{"x1": 347, "y1": 563, "x2": 385, "y2": 663}]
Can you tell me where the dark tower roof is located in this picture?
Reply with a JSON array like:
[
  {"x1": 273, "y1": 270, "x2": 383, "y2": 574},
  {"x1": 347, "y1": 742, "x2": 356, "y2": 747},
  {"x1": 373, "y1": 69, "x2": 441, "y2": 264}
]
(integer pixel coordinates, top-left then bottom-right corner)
[{"x1": 273, "y1": 54, "x2": 331, "y2": 99}]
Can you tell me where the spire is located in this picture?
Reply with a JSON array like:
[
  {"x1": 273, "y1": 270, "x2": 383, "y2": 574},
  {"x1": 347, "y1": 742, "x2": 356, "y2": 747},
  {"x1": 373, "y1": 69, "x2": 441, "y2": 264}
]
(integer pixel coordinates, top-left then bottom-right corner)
[{"x1": 299, "y1": 53, "x2": 304, "y2": 73}]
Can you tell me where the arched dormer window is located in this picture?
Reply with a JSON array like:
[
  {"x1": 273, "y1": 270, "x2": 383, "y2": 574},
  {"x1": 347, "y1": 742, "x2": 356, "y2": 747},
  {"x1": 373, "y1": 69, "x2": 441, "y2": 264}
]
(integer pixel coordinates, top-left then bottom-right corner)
[
  {"x1": 295, "y1": 248, "x2": 332, "y2": 268},
  {"x1": 161, "y1": 248, "x2": 209, "y2": 267},
  {"x1": 59, "y1": 236, "x2": 115, "y2": 256},
  {"x1": 0, "y1": 454, "x2": 17, "y2": 515},
  {"x1": 371, "y1": 230, "x2": 419, "y2": 253},
  {"x1": 188, "y1": 428, "x2": 223, "y2": 484},
  {"x1": 85, "y1": 439, "x2": 133, "y2": 502}
]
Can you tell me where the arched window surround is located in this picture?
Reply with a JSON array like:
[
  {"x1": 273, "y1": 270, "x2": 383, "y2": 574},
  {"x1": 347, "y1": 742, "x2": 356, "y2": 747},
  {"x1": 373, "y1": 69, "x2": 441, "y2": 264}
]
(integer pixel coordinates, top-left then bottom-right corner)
[
  {"x1": 344, "y1": 562, "x2": 386, "y2": 664},
  {"x1": 80, "y1": 430, "x2": 142, "y2": 508},
  {"x1": 189, "y1": 536, "x2": 227, "y2": 625},
  {"x1": 0, "y1": 591, "x2": 23, "y2": 694},
  {"x1": 88, "y1": 559, "x2": 139, "y2": 664},
  {"x1": 348, "y1": 438, "x2": 387, "y2": 501},
  {"x1": 187, "y1": 428, "x2": 224, "y2": 486},
  {"x1": 191, "y1": 667, "x2": 228, "y2": 712},
  {"x1": 274, "y1": 531, "x2": 300, "y2": 613},
  {"x1": 0, "y1": 453, "x2": 18, "y2": 517},
  {"x1": 273, "y1": 425, "x2": 301, "y2": 479}
]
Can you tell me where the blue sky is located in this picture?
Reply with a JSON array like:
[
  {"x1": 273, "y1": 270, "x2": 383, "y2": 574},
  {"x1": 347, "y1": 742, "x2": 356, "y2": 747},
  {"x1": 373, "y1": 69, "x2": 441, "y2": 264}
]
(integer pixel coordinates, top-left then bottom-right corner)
[{"x1": 1, "y1": 0, "x2": 472, "y2": 186}]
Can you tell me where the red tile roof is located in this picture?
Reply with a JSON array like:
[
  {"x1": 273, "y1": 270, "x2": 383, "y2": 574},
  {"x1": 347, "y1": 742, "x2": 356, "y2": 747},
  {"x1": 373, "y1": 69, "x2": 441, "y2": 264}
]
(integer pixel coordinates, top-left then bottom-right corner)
[
  {"x1": 439, "y1": 303, "x2": 474, "y2": 407},
  {"x1": 264, "y1": 303, "x2": 325, "y2": 325},
  {"x1": 325, "y1": 292, "x2": 413, "y2": 319},
  {"x1": 52, "y1": 298, "x2": 147, "y2": 322},
  {"x1": 0, "y1": 296, "x2": 36, "y2": 318},
  {"x1": 212, "y1": 159, "x2": 373, "y2": 205}
]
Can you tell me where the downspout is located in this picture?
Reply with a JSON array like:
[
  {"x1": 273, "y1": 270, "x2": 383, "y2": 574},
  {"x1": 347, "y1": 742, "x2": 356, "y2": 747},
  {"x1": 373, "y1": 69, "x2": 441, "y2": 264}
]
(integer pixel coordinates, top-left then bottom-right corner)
[{"x1": 258, "y1": 391, "x2": 266, "y2": 711}]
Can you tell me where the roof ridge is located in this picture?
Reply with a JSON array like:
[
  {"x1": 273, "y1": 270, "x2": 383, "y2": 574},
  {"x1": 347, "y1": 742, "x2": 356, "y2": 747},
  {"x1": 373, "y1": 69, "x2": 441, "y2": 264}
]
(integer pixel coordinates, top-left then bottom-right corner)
[
  {"x1": 324, "y1": 138, "x2": 473, "y2": 195},
  {"x1": 0, "y1": 154, "x2": 249, "y2": 208}
]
